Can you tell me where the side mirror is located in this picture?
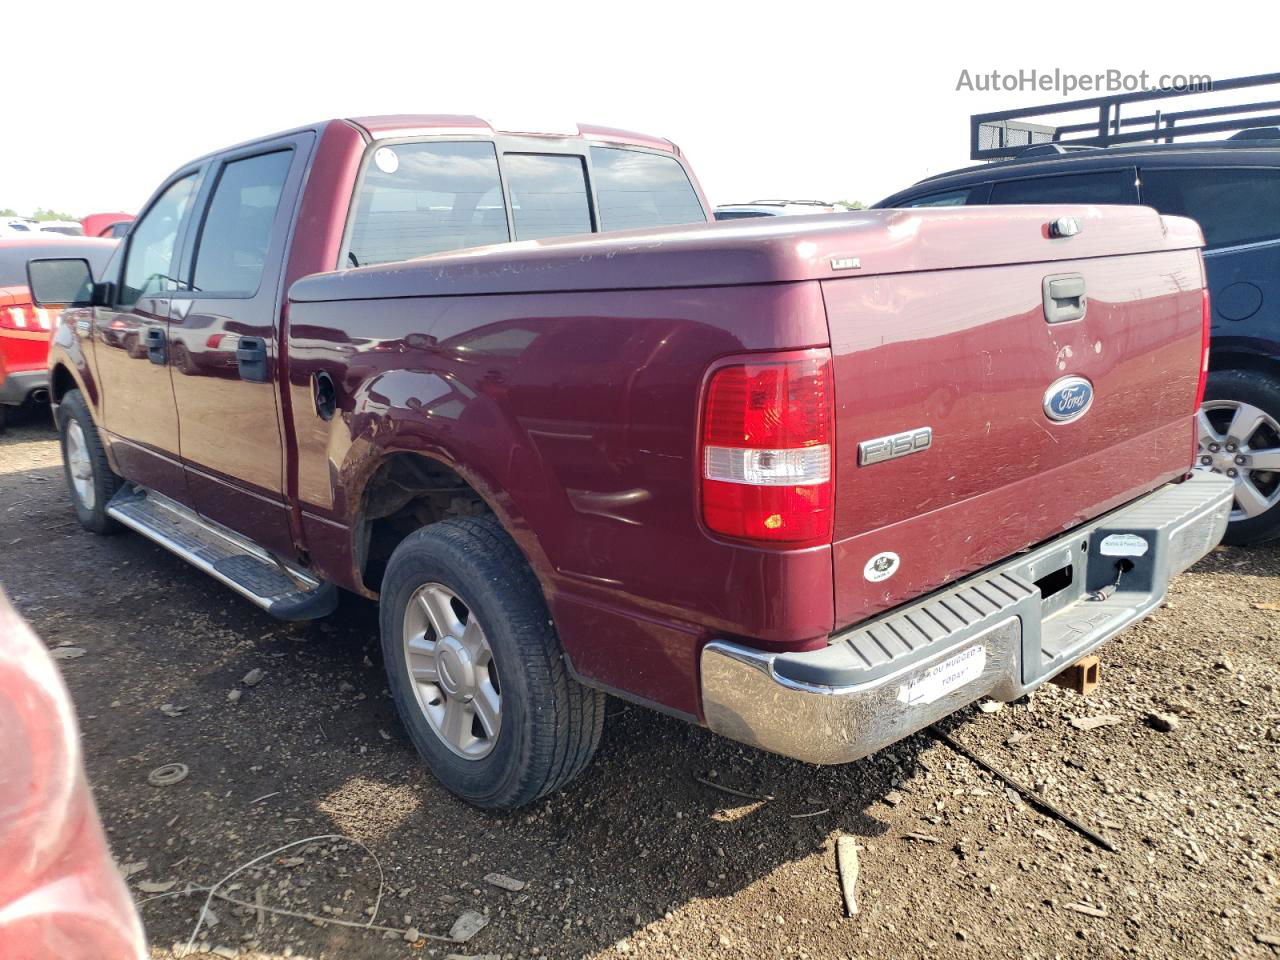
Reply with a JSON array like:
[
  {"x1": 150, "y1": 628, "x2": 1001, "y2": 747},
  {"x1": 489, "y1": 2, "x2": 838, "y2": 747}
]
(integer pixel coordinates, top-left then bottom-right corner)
[{"x1": 26, "y1": 258, "x2": 111, "y2": 308}]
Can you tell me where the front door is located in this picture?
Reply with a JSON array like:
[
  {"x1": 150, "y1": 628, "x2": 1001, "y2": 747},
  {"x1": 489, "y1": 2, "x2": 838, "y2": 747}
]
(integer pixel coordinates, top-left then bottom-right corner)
[
  {"x1": 94, "y1": 172, "x2": 200, "y2": 501},
  {"x1": 167, "y1": 138, "x2": 310, "y2": 558}
]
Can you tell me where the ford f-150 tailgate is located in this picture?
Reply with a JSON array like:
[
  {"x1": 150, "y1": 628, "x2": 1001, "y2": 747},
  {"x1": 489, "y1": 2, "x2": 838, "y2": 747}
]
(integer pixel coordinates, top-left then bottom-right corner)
[{"x1": 822, "y1": 205, "x2": 1207, "y2": 628}]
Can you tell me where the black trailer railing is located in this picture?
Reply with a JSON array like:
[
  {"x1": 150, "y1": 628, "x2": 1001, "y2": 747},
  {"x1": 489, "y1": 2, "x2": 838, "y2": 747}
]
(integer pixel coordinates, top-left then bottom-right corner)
[{"x1": 971, "y1": 72, "x2": 1280, "y2": 160}]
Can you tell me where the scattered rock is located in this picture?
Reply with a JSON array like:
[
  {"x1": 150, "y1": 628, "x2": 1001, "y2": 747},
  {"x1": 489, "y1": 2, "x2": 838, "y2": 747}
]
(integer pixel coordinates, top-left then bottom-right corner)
[
  {"x1": 403, "y1": 926, "x2": 421, "y2": 943},
  {"x1": 1063, "y1": 902, "x2": 1109, "y2": 918},
  {"x1": 450, "y1": 910, "x2": 490, "y2": 942},
  {"x1": 136, "y1": 879, "x2": 175, "y2": 894},
  {"x1": 836, "y1": 835, "x2": 859, "y2": 916},
  {"x1": 51, "y1": 646, "x2": 85, "y2": 660},
  {"x1": 227, "y1": 689, "x2": 242, "y2": 703},
  {"x1": 118, "y1": 860, "x2": 148, "y2": 880},
  {"x1": 242, "y1": 668, "x2": 265, "y2": 687},
  {"x1": 977, "y1": 699, "x2": 1004, "y2": 713},
  {"x1": 159, "y1": 703, "x2": 185, "y2": 717},
  {"x1": 1146, "y1": 712, "x2": 1180, "y2": 732},
  {"x1": 484, "y1": 872, "x2": 527, "y2": 892},
  {"x1": 338, "y1": 680, "x2": 355, "y2": 694},
  {"x1": 882, "y1": 790, "x2": 904, "y2": 807},
  {"x1": 1069, "y1": 714, "x2": 1122, "y2": 731}
]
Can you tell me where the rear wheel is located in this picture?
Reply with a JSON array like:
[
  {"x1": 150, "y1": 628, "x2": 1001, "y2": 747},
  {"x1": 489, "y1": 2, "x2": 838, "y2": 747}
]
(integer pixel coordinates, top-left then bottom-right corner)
[
  {"x1": 58, "y1": 389, "x2": 121, "y2": 535},
  {"x1": 379, "y1": 515, "x2": 604, "y2": 809},
  {"x1": 1197, "y1": 369, "x2": 1280, "y2": 544}
]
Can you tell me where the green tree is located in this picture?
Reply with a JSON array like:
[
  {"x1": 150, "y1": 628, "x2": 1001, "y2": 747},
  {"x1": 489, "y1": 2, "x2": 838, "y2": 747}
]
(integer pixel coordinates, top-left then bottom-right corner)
[
  {"x1": 32, "y1": 207, "x2": 78, "y2": 222},
  {"x1": 835, "y1": 200, "x2": 865, "y2": 211},
  {"x1": 0, "y1": 208, "x2": 16, "y2": 217}
]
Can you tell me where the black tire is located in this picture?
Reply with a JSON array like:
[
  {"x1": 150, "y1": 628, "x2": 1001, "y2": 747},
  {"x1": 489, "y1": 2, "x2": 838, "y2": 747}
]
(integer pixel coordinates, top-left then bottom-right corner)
[
  {"x1": 1202, "y1": 368, "x2": 1280, "y2": 545},
  {"x1": 379, "y1": 515, "x2": 604, "y2": 809},
  {"x1": 58, "y1": 389, "x2": 122, "y2": 535}
]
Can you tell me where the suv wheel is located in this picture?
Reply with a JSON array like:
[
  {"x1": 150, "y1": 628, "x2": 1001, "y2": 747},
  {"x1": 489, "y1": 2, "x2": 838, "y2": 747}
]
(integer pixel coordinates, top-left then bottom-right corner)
[
  {"x1": 1197, "y1": 369, "x2": 1280, "y2": 544},
  {"x1": 58, "y1": 389, "x2": 121, "y2": 535},
  {"x1": 379, "y1": 515, "x2": 604, "y2": 809}
]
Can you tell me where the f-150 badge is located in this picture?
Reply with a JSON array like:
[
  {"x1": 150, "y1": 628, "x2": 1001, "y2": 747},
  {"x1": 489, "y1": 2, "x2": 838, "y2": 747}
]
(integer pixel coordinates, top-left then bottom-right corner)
[{"x1": 858, "y1": 426, "x2": 932, "y2": 466}]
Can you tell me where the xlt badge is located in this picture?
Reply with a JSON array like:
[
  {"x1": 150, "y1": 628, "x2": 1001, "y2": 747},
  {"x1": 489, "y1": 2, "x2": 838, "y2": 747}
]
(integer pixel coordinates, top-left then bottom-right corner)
[{"x1": 858, "y1": 426, "x2": 932, "y2": 466}]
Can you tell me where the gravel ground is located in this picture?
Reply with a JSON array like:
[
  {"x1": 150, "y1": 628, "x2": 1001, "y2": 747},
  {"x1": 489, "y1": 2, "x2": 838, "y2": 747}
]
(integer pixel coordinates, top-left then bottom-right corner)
[{"x1": 2, "y1": 409, "x2": 1278, "y2": 960}]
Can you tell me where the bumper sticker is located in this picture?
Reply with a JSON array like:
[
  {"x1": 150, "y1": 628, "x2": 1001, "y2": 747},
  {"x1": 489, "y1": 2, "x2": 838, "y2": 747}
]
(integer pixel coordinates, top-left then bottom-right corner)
[
  {"x1": 1100, "y1": 533, "x2": 1149, "y2": 557},
  {"x1": 864, "y1": 551, "x2": 900, "y2": 582},
  {"x1": 898, "y1": 644, "x2": 986, "y2": 706}
]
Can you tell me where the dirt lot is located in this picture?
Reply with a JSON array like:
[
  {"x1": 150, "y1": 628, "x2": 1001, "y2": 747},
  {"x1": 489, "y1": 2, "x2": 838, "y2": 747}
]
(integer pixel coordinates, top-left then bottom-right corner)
[{"x1": 1, "y1": 410, "x2": 1278, "y2": 960}]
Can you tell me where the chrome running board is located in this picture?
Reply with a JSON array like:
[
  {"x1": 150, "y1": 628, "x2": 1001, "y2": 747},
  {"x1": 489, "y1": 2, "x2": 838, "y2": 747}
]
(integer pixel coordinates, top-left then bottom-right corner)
[{"x1": 106, "y1": 486, "x2": 337, "y2": 621}]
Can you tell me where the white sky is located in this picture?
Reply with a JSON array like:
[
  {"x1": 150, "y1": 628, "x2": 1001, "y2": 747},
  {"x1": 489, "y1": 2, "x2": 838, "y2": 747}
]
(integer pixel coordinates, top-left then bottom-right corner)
[{"x1": 2, "y1": 0, "x2": 1271, "y2": 217}]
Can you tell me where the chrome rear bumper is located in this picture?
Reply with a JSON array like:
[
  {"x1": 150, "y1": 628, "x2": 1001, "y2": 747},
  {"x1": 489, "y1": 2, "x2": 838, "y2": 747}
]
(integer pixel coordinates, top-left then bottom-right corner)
[{"x1": 700, "y1": 473, "x2": 1233, "y2": 764}]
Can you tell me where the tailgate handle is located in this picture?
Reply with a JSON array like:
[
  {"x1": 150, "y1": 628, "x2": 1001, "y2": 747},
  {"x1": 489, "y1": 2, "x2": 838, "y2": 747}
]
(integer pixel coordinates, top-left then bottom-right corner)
[{"x1": 1043, "y1": 273, "x2": 1087, "y2": 324}]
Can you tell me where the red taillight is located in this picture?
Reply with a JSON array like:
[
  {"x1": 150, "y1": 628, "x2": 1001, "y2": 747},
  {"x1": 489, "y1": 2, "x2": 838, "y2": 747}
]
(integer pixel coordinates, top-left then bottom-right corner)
[
  {"x1": 700, "y1": 350, "x2": 834, "y2": 545},
  {"x1": 1194, "y1": 288, "x2": 1211, "y2": 410},
  {"x1": 0, "y1": 304, "x2": 54, "y2": 332}
]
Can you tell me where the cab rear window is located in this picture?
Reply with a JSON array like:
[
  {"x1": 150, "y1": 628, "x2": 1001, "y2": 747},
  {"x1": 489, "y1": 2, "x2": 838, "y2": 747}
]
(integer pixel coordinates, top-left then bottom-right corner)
[
  {"x1": 346, "y1": 141, "x2": 509, "y2": 268},
  {"x1": 344, "y1": 141, "x2": 706, "y2": 268},
  {"x1": 590, "y1": 147, "x2": 706, "y2": 231}
]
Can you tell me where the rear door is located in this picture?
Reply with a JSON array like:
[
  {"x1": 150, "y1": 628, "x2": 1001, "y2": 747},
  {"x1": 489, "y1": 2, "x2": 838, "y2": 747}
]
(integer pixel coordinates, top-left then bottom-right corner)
[
  {"x1": 168, "y1": 135, "x2": 312, "y2": 558},
  {"x1": 93, "y1": 172, "x2": 201, "y2": 500}
]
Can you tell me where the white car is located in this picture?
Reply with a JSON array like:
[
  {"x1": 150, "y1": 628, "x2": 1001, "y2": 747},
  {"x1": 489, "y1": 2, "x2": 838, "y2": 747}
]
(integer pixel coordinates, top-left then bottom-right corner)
[{"x1": 713, "y1": 200, "x2": 843, "y2": 220}]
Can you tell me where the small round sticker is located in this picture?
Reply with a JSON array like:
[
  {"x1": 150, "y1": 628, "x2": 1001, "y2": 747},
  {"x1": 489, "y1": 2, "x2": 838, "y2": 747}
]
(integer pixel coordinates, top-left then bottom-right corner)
[
  {"x1": 864, "y1": 551, "x2": 900, "y2": 582},
  {"x1": 373, "y1": 147, "x2": 400, "y2": 174}
]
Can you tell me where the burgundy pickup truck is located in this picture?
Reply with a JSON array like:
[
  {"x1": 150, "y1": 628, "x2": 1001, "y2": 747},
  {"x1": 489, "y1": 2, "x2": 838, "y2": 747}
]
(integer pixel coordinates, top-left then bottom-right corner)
[{"x1": 30, "y1": 115, "x2": 1232, "y2": 809}]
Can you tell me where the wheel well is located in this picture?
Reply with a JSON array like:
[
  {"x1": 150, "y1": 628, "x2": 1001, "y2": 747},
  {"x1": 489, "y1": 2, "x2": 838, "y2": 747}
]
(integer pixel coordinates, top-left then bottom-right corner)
[
  {"x1": 1208, "y1": 350, "x2": 1280, "y2": 383},
  {"x1": 356, "y1": 453, "x2": 491, "y2": 593},
  {"x1": 50, "y1": 364, "x2": 77, "y2": 404}
]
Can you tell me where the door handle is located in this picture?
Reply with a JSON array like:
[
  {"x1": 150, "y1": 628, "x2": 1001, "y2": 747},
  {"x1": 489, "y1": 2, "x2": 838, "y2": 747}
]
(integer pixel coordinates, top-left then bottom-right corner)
[
  {"x1": 312, "y1": 371, "x2": 337, "y2": 421},
  {"x1": 144, "y1": 327, "x2": 166, "y2": 365},
  {"x1": 236, "y1": 336, "x2": 269, "y2": 383},
  {"x1": 1043, "y1": 273, "x2": 1087, "y2": 324}
]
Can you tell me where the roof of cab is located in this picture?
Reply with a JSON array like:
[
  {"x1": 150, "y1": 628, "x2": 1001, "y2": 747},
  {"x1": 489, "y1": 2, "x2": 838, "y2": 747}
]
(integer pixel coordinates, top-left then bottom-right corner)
[{"x1": 346, "y1": 115, "x2": 676, "y2": 152}]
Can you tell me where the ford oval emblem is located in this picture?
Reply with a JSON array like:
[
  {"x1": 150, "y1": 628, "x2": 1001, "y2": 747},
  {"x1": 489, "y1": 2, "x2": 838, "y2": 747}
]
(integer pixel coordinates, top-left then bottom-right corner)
[{"x1": 1043, "y1": 376, "x2": 1094, "y2": 422}]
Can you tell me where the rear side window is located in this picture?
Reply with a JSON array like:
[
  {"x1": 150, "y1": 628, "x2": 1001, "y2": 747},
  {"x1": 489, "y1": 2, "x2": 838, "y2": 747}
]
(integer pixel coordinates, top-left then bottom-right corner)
[
  {"x1": 590, "y1": 147, "x2": 705, "y2": 231},
  {"x1": 1140, "y1": 167, "x2": 1280, "y2": 250},
  {"x1": 504, "y1": 153, "x2": 593, "y2": 240},
  {"x1": 192, "y1": 151, "x2": 292, "y2": 295},
  {"x1": 347, "y1": 141, "x2": 509, "y2": 268},
  {"x1": 900, "y1": 188, "x2": 974, "y2": 207},
  {"x1": 988, "y1": 170, "x2": 1137, "y2": 205}
]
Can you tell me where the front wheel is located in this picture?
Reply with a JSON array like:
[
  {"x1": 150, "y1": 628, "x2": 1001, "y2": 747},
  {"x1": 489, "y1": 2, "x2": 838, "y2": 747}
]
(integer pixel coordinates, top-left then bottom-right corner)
[
  {"x1": 58, "y1": 389, "x2": 121, "y2": 535},
  {"x1": 1197, "y1": 368, "x2": 1280, "y2": 545},
  {"x1": 379, "y1": 515, "x2": 604, "y2": 809}
]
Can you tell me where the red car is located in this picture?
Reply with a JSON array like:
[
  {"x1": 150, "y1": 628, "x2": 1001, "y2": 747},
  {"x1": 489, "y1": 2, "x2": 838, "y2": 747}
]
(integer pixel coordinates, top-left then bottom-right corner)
[
  {"x1": 0, "y1": 592, "x2": 147, "y2": 958},
  {"x1": 80, "y1": 213, "x2": 134, "y2": 240},
  {"x1": 0, "y1": 237, "x2": 116, "y2": 427}
]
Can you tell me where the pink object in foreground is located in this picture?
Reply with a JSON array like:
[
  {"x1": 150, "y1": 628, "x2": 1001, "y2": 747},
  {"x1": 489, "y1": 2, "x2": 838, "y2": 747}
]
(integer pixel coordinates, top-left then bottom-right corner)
[{"x1": 0, "y1": 591, "x2": 147, "y2": 959}]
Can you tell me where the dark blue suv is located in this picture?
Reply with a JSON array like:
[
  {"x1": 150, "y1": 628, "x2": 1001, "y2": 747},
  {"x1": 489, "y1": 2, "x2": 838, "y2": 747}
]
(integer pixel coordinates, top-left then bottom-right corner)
[{"x1": 878, "y1": 139, "x2": 1280, "y2": 544}]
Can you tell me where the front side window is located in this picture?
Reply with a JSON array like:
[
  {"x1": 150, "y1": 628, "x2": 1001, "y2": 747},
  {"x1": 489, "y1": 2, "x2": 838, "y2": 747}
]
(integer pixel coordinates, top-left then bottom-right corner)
[
  {"x1": 192, "y1": 150, "x2": 292, "y2": 295},
  {"x1": 1140, "y1": 167, "x2": 1280, "y2": 250},
  {"x1": 504, "y1": 153, "x2": 592, "y2": 240},
  {"x1": 901, "y1": 188, "x2": 974, "y2": 207},
  {"x1": 346, "y1": 141, "x2": 509, "y2": 268},
  {"x1": 120, "y1": 175, "x2": 197, "y2": 306},
  {"x1": 988, "y1": 169, "x2": 1137, "y2": 205},
  {"x1": 590, "y1": 147, "x2": 705, "y2": 231}
]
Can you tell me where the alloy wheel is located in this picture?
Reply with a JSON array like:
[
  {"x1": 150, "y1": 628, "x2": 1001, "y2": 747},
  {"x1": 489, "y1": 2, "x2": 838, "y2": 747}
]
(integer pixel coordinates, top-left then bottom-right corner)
[
  {"x1": 65, "y1": 420, "x2": 96, "y2": 511},
  {"x1": 401, "y1": 582, "x2": 501, "y2": 759},
  {"x1": 1196, "y1": 400, "x2": 1280, "y2": 521}
]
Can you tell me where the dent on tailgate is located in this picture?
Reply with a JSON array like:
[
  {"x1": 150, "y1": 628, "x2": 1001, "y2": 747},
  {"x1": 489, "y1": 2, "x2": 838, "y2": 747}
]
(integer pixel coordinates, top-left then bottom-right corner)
[{"x1": 823, "y1": 211, "x2": 1205, "y2": 630}]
